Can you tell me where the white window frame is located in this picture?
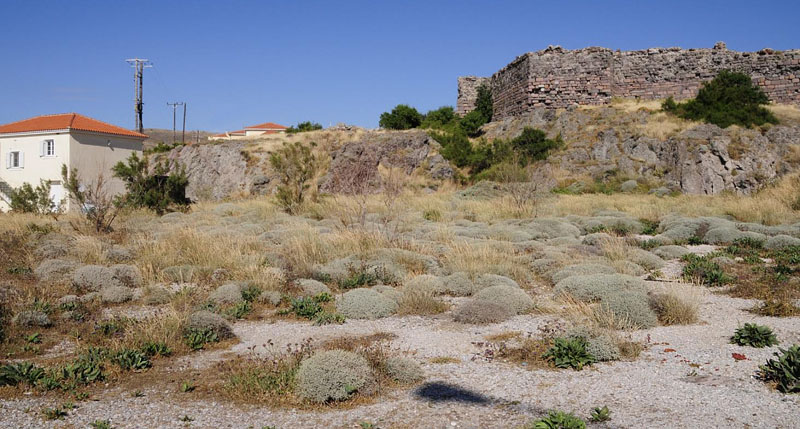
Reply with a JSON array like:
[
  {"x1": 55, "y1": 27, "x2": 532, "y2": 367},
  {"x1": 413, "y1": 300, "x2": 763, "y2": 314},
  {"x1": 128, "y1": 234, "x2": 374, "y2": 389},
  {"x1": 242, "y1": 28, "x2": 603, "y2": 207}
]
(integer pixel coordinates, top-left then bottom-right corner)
[
  {"x1": 7, "y1": 151, "x2": 23, "y2": 169},
  {"x1": 41, "y1": 139, "x2": 55, "y2": 157}
]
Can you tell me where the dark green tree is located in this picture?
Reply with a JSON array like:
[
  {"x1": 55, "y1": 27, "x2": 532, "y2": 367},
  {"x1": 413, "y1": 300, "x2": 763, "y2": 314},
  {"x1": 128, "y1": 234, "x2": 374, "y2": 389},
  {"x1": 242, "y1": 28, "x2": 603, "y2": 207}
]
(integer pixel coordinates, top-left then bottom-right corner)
[
  {"x1": 287, "y1": 121, "x2": 323, "y2": 134},
  {"x1": 421, "y1": 106, "x2": 456, "y2": 129},
  {"x1": 111, "y1": 153, "x2": 191, "y2": 215},
  {"x1": 379, "y1": 104, "x2": 423, "y2": 130},
  {"x1": 510, "y1": 127, "x2": 564, "y2": 163},
  {"x1": 661, "y1": 70, "x2": 778, "y2": 128},
  {"x1": 474, "y1": 83, "x2": 493, "y2": 123}
]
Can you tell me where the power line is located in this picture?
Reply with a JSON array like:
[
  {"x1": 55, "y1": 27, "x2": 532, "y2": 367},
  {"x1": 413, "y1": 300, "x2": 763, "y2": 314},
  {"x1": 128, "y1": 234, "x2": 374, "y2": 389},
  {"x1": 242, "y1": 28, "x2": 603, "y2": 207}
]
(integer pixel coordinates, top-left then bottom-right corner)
[{"x1": 125, "y1": 58, "x2": 152, "y2": 133}]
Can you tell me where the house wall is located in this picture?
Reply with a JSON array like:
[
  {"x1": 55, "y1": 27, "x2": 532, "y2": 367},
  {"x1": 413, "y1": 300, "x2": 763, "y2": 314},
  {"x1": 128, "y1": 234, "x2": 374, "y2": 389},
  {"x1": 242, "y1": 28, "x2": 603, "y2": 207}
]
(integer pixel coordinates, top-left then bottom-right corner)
[
  {"x1": 0, "y1": 131, "x2": 71, "y2": 211},
  {"x1": 68, "y1": 131, "x2": 144, "y2": 198}
]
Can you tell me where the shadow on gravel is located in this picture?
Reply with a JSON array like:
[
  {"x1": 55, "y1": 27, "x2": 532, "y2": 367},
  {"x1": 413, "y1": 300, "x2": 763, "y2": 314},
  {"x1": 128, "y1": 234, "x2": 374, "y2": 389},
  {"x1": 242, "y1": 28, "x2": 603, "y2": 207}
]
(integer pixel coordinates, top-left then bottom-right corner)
[{"x1": 413, "y1": 382, "x2": 491, "y2": 404}]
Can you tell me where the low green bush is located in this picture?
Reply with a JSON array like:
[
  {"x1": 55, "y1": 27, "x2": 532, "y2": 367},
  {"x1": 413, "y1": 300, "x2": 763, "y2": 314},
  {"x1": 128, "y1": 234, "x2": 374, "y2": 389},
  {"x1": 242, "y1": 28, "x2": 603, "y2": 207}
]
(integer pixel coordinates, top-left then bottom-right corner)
[
  {"x1": 543, "y1": 337, "x2": 596, "y2": 370},
  {"x1": 661, "y1": 70, "x2": 778, "y2": 128},
  {"x1": 379, "y1": 104, "x2": 423, "y2": 130},
  {"x1": 295, "y1": 350, "x2": 374, "y2": 403},
  {"x1": 681, "y1": 254, "x2": 732, "y2": 286},
  {"x1": 731, "y1": 323, "x2": 779, "y2": 348},
  {"x1": 529, "y1": 410, "x2": 587, "y2": 429},
  {"x1": 759, "y1": 345, "x2": 800, "y2": 393},
  {"x1": 286, "y1": 121, "x2": 323, "y2": 133},
  {"x1": 184, "y1": 328, "x2": 219, "y2": 351}
]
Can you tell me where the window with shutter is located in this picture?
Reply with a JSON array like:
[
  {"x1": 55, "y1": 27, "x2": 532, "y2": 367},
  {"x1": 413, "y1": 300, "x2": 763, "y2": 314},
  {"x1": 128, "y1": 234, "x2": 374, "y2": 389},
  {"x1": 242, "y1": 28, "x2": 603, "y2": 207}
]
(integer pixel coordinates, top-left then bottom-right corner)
[{"x1": 8, "y1": 151, "x2": 21, "y2": 168}]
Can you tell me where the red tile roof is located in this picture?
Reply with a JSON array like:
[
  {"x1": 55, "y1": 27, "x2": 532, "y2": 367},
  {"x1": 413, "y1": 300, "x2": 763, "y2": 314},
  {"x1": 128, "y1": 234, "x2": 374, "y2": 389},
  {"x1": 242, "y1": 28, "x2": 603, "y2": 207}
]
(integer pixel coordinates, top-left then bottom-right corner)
[
  {"x1": 0, "y1": 113, "x2": 148, "y2": 138},
  {"x1": 244, "y1": 122, "x2": 287, "y2": 130}
]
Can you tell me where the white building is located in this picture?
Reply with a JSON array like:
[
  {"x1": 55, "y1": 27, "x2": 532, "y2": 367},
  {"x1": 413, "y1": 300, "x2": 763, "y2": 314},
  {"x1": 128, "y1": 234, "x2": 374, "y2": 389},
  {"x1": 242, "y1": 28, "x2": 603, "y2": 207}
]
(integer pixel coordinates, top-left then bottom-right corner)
[
  {"x1": 209, "y1": 122, "x2": 287, "y2": 140},
  {"x1": 0, "y1": 113, "x2": 147, "y2": 212}
]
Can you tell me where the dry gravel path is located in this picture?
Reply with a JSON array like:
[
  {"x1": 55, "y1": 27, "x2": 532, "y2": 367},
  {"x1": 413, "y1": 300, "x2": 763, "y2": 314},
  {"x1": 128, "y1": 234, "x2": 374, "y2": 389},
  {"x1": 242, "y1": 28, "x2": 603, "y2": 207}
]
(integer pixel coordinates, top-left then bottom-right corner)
[{"x1": 2, "y1": 290, "x2": 799, "y2": 428}]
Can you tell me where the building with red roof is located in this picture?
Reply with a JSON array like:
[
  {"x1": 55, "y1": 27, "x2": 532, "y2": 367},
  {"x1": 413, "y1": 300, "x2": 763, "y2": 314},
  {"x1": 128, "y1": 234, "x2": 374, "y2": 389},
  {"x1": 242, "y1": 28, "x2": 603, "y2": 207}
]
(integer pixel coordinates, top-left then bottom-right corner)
[
  {"x1": 209, "y1": 121, "x2": 287, "y2": 140},
  {"x1": 0, "y1": 113, "x2": 146, "y2": 212}
]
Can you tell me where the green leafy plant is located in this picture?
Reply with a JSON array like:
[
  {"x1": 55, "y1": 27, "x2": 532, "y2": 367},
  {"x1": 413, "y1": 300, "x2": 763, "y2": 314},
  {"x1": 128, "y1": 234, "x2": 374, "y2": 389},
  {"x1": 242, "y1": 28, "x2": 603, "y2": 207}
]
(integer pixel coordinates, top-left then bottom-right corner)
[
  {"x1": 542, "y1": 337, "x2": 596, "y2": 370},
  {"x1": 531, "y1": 411, "x2": 586, "y2": 429},
  {"x1": 681, "y1": 254, "x2": 732, "y2": 286},
  {"x1": 379, "y1": 104, "x2": 423, "y2": 130},
  {"x1": 184, "y1": 328, "x2": 220, "y2": 351},
  {"x1": 225, "y1": 300, "x2": 253, "y2": 319},
  {"x1": 662, "y1": 70, "x2": 778, "y2": 128},
  {"x1": 180, "y1": 380, "x2": 196, "y2": 393},
  {"x1": 25, "y1": 332, "x2": 42, "y2": 344},
  {"x1": 313, "y1": 311, "x2": 346, "y2": 326},
  {"x1": 589, "y1": 406, "x2": 611, "y2": 422},
  {"x1": 112, "y1": 349, "x2": 152, "y2": 371},
  {"x1": 288, "y1": 296, "x2": 323, "y2": 319},
  {"x1": 269, "y1": 141, "x2": 321, "y2": 214},
  {"x1": 140, "y1": 341, "x2": 172, "y2": 358},
  {"x1": 41, "y1": 406, "x2": 68, "y2": 420},
  {"x1": 421, "y1": 106, "x2": 457, "y2": 129},
  {"x1": 759, "y1": 345, "x2": 800, "y2": 393},
  {"x1": 731, "y1": 323, "x2": 779, "y2": 348},
  {"x1": 0, "y1": 361, "x2": 45, "y2": 386},
  {"x1": 90, "y1": 419, "x2": 114, "y2": 429}
]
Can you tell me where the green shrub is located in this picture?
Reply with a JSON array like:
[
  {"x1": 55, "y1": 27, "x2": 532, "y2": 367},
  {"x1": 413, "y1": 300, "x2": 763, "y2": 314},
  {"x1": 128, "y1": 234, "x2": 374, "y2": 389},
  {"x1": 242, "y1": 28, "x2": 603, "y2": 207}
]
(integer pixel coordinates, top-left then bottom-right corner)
[
  {"x1": 510, "y1": 127, "x2": 563, "y2": 164},
  {"x1": 269, "y1": 141, "x2": 321, "y2": 214},
  {"x1": 225, "y1": 300, "x2": 253, "y2": 319},
  {"x1": 681, "y1": 254, "x2": 732, "y2": 286},
  {"x1": 473, "y1": 285, "x2": 534, "y2": 315},
  {"x1": 453, "y1": 299, "x2": 514, "y2": 324},
  {"x1": 295, "y1": 350, "x2": 374, "y2": 402},
  {"x1": 146, "y1": 141, "x2": 182, "y2": 154},
  {"x1": 288, "y1": 296, "x2": 323, "y2": 319},
  {"x1": 9, "y1": 181, "x2": 61, "y2": 215},
  {"x1": 336, "y1": 288, "x2": 398, "y2": 320},
  {"x1": 379, "y1": 104, "x2": 423, "y2": 130},
  {"x1": 759, "y1": 345, "x2": 800, "y2": 393},
  {"x1": 421, "y1": 106, "x2": 457, "y2": 129},
  {"x1": 601, "y1": 292, "x2": 658, "y2": 329},
  {"x1": 384, "y1": 356, "x2": 424, "y2": 383},
  {"x1": 731, "y1": 323, "x2": 779, "y2": 348},
  {"x1": 530, "y1": 410, "x2": 587, "y2": 429},
  {"x1": 459, "y1": 110, "x2": 487, "y2": 137},
  {"x1": 543, "y1": 337, "x2": 596, "y2": 370},
  {"x1": 661, "y1": 70, "x2": 778, "y2": 128},
  {"x1": 112, "y1": 152, "x2": 191, "y2": 215},
  {"x1": 286, "y1": 121, "x2": 323, "y2": 134}
]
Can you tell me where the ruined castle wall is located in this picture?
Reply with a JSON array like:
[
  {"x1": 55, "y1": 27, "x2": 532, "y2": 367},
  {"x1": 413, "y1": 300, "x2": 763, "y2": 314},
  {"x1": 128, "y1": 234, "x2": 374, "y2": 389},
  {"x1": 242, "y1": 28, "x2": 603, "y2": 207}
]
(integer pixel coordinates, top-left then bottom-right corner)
[
  {"x1": 456, "y1": 76, "x2": 490, "y2": 116},
  {"x1": 459, "y1": 44, "x2": 800, "y2": 121}
]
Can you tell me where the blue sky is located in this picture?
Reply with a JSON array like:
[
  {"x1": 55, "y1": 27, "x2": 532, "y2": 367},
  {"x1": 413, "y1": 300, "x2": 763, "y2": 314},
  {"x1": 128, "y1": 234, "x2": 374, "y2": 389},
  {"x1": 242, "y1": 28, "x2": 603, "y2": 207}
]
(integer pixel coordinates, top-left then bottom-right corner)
[{"x1": 0, "y1": 0, "x2": 797, "y2": 132}]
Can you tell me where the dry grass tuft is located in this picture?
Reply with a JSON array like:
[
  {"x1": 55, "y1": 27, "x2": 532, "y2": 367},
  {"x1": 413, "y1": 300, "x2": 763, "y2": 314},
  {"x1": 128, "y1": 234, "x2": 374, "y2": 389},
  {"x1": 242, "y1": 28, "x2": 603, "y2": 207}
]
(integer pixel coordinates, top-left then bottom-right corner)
[{"x1": 648, "y1": 284, "x2": 702, "y2": 325}]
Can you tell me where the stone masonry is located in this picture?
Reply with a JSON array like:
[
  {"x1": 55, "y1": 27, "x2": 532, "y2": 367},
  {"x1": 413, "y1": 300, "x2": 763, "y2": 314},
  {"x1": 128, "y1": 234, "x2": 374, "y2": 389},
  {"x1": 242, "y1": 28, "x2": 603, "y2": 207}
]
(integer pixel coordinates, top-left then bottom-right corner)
[{"x1": 458, "y1": 43, "x2": 800, "y2": 120}]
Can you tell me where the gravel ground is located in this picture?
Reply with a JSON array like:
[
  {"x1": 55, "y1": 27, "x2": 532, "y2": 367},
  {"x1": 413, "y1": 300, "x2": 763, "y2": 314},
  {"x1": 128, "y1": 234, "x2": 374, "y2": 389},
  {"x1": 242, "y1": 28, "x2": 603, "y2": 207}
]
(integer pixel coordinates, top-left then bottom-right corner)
[{"x1": 2, "y1": 290, "x2": 798, "y2": 429}]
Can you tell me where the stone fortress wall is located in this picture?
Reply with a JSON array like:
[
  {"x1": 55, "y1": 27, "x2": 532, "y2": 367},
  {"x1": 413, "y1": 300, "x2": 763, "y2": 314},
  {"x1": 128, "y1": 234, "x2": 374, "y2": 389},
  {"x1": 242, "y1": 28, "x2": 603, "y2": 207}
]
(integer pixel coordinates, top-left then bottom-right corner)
[{"x1": 457, "y1": 42, "x2": 800, "y2": 120}]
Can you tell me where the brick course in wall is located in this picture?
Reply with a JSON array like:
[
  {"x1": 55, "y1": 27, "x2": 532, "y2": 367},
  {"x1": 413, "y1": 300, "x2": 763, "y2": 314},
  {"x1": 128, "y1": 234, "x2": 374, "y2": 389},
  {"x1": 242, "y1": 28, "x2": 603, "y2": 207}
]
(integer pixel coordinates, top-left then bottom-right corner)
[{"x1": 457, "y1": 43, "x2": 800, "y2": 120}]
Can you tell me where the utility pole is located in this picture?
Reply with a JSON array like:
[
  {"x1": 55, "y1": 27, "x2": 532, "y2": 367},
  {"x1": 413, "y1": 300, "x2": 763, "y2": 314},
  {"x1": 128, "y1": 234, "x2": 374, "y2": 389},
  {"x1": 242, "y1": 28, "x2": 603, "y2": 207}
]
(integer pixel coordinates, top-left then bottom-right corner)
[
  {"x1": 167, "y1": 102, "x2": 185, "y2": 143},
  {"x1": 125, "y1": 58, "x2": 152, "y2": 134},
  {"x1": 182, "y1": 103, "x2": 187, "y2": 144}
]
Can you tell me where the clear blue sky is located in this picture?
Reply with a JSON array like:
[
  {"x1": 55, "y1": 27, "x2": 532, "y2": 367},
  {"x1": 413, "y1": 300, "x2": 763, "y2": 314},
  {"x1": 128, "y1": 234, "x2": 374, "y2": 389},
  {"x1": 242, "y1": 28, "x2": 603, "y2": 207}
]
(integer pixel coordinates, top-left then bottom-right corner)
[{"x1": 1, "y1": 0, "x2": 798, "y2": 132}]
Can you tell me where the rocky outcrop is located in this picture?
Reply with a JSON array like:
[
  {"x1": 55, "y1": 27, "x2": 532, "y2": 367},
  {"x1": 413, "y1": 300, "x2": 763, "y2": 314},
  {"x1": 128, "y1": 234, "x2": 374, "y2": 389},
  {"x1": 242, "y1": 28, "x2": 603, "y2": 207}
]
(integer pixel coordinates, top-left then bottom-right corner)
[
  {"x1": 485, "y1": 107, "x2": 800, "y2": 194},
  {"x1": 167, "y1": 142, "x2": 251, "y2": 200},
  {"x1": 320, "y1": 130, "x2": 453, "y2": 193},
  {"x1": 166, "y1": 130, "x2": 454, "y2": 200}
]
